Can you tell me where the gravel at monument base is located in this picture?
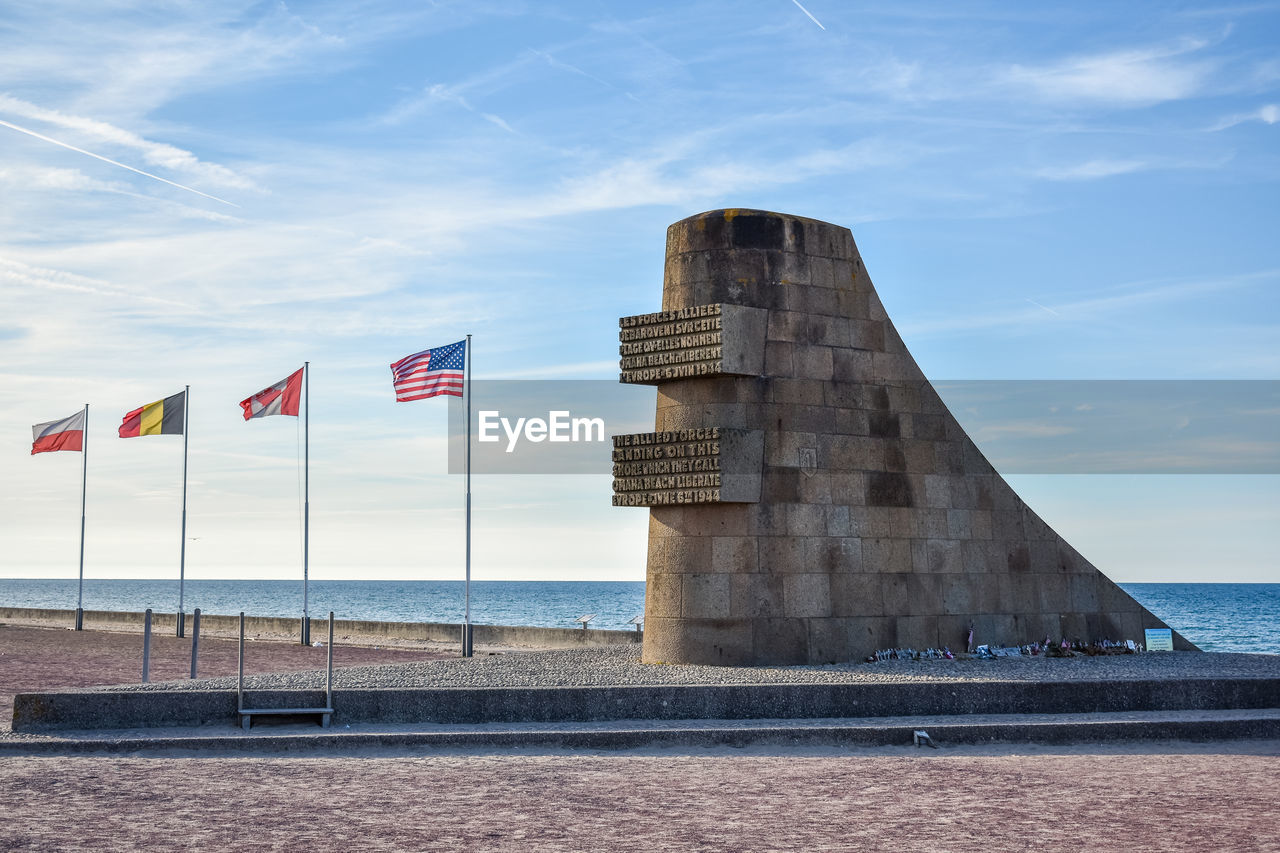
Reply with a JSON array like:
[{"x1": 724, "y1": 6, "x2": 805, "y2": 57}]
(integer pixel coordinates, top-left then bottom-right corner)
[
  {"x1": 104, "y1": 639, "x2": 1280, "y2": 693},
  {"x1": 0, "y1": 624, "x2": 449, "y2": 729}
]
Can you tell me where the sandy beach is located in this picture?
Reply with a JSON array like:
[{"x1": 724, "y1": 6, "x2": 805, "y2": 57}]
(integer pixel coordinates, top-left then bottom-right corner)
[
  {"x1": 0, "y1": 623, "x2": 454, "y2": 731},
  {"x1": 3, "y1": 743, "x2": 1279, "y2": 851},
  {"x1": 2, "y1": 622, "x2": 1278, "y2": 851}
]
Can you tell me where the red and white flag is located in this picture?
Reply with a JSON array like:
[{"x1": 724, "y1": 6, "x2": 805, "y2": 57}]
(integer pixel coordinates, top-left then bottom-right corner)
[
  {"x1": 240, "y1": 367, "x2": 304, "y2": 420},
  {"x1": 32, "y1": 409, "x2": 86, "y2": 454}
]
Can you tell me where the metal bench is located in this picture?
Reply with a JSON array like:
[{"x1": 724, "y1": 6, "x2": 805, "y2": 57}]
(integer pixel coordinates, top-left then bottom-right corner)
[{"x1": 236, "y1": 611, "x2": 334, "y2": 730}]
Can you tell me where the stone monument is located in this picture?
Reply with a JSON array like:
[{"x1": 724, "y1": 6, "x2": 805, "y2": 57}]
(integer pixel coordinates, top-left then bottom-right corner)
[{"x1": 613, "y1": 209, "x2": 1193, "y2": 665}]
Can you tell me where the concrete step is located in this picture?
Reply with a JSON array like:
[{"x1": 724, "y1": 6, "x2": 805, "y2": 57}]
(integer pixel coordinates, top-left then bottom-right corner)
[
  {"x1": 4, "y1": 708, "x2": 1278, "y2": 755},
  {"x1": 15, "y1": 676, "x2": 1280, "y2": 732}
]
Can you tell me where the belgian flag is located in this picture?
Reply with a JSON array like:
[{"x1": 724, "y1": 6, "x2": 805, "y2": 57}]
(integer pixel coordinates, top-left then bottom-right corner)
[{"x1": 119, "y1": 391, "x2": 186, "y2": 438}]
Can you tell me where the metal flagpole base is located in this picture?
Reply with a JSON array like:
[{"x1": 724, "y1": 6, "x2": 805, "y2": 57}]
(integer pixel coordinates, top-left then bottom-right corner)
[
  {"x1": 301, "y1": 616, "x2": 311, "y2": 646},
  {"x1": 461, "y1": 623, "x2": 473, "y2": 658},
  {"x1": 176, "y1": 610, "x2": 185, "y2": 638},
  {"x1": 74, "y1": 608, "x2": 83, "y2": 631}
]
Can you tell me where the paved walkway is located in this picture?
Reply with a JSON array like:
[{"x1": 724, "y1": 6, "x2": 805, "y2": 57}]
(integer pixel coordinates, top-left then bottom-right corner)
[
  {"x1": 2, "y1": 742, "x2": 1278, "y2": 851},
  {"x1": 5, "y1": 707, "x2": 1280, "y2": 755}
]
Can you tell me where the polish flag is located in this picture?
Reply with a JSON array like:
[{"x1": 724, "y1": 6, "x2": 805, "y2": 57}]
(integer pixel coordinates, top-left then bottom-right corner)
[
  {"x1": 32, "y1": 409, "x2": 86, "y2": 454},
  {"x1": 240, "y1": 367, "x2": 304, "y2": 420}
]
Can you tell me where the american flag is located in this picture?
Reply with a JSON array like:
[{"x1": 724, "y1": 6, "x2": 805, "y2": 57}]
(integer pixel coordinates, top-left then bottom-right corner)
[{"x1": 390, "y1": 339, "x2": 466, "y2": 401}]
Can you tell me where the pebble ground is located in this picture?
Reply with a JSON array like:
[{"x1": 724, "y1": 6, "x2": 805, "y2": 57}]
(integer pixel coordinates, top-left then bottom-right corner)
[{"x1": 111, "y1": 642, "x2": 1280, "y2": 693}]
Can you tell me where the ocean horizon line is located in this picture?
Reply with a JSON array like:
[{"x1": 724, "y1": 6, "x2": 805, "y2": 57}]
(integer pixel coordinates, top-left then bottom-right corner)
[
  {"x1": 3, "y1": 576, "x2": 1275, "y2": 585},
  {"x1": 2, "y1": 579, "x2": 1276, "y2": 650},
  {"x1": 0, "y1": 576, "x2": 647, "y2": 583}
]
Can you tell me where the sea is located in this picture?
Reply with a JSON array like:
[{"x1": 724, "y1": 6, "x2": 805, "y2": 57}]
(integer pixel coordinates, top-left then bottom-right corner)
[{"x1": 0, "y1": 579, "x2": 1276, "y2": 654}]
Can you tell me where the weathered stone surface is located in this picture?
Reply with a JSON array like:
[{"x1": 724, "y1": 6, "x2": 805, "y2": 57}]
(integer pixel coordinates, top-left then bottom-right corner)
[{"x1": 617, "y1": 208, "x2": 1193, "y2": 665}]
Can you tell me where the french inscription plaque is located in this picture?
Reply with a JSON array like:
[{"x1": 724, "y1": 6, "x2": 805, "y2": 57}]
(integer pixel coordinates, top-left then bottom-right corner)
[{"x1": 618, "y1": 303, "x2": 766, "y2": 384}]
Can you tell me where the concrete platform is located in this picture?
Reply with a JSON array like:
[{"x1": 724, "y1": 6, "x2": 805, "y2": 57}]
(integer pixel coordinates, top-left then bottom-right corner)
[
  {"x1": 3, "y1": 708, "x2": 1279, "y2": 755},
  {"x1": 14, "y1": 676, "x2": 1280, "y2": 733}
]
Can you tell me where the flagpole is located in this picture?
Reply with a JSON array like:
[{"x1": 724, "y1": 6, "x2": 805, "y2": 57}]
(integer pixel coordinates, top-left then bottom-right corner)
[
  {"x1": 302, "y1": 361, "x2": 310, "y2": 646},
  {"x1": 177, "y1": 385, "x2": 189, "y2": 638},
  {"x1": 75, "y1": 403, "x2": 88, "y2": 631},
  {"x1": 463, "y1": 334, "x2": 472, "y2": 658}
]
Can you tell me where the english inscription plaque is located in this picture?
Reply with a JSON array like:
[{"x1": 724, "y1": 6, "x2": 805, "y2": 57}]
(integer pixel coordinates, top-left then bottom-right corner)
[{"x1": 611, "y1": 427, "x2": 763, "y2": 505}]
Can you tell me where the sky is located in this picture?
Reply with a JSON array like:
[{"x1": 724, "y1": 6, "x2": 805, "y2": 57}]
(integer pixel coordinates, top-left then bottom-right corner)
[{"x1": 1, "y1": 0, "x2": 1277, "y2": 586}]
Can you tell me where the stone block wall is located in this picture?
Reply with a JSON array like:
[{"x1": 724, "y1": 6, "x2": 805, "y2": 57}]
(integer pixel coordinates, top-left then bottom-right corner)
[{"x1": 615, "y1": 209, "x2": 1193, "y2": 665}]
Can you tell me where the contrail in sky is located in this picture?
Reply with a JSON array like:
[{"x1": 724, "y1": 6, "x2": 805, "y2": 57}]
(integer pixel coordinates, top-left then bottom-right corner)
[
  {"x1": 790, "y1": 0, "x2": 826, "y2": 30},
  {"x1": 1025, "y1": 297, "x2": 1062, "y2": 316},
  {"x1": 0, "y1": 118, "x2": 239, "y2": 207}
]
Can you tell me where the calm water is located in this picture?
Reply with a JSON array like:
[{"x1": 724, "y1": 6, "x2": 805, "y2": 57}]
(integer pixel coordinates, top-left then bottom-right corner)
[
  {"x1": 1119, "y1": 583, "x2": 1279, "y2": 655},
  {"x1": 0, "y1": 579, "x2": 1275, "y2": 652},
  {"x1": 0, "y1": 578, "x2": 646, "y2": 632}
]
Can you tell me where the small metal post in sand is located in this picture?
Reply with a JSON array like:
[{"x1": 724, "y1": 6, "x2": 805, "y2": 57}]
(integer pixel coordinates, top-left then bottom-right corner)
[
  {"x1": 75, "y1": 403, "x2": 88, "y2": 632},
  {"x1": 141, "y1": 608, "x2": 152, "y2": 683},
  {"x1": 324, "y1": 611, "x2": 334, "y2": 728},
  {"x1": 189, "y1": 608, "x2": 201, "y2": 679},
  {"x1": 237, "y1": 611, "x2": 245, "y2": 724}
]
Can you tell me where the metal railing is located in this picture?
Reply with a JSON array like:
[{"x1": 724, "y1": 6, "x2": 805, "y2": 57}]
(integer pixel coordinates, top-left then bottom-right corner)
[{"x1": 236, "y1": 610, "x2": 334, "y2": 730}]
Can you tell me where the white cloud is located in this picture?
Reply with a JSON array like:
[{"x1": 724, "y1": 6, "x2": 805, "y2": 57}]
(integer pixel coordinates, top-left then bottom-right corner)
[
  {"x1": 0, "y1": 255, "x2": 186, "y2": 307},
  {"x1": 1004, "y1": 41, "x2": 1213, "y2": 104},
  {"x1": 498, "y1": 360, "x2": 621, "y2": 379},
  {"x1": 544, "y1": 135, "x2": 916, "y2": 216},
  {"x1": 1035, "y1": 158, "x2": 1149, "y2": 180},
  {"x1": 1208, "y1": 102, "x2": 1280, "y2": 130},
  {"x1": 0, "y1": 2, "x2": 359, "y2": 121},
  {"x1": 902, "y1": 269, "x2": 1280, "y2": 338},
  {"x1": 527, "y1": 48, "x2": 617, "y2": 91},
  {"x1": 0, "y1": 117, "x2": 241, "y2": 206},
  {"x1": 0, "y1": 165, "x2": 125, "y2": 194},
  {"x1": 379, "y1": 81, "x2": 519, "y2": 134},
  {"x1": 0, "y1": 94, "x2": 256, "y2": 191},
  {"x1": 481, "y1": 112, "x2": 518, "y2": 134},
  {"x1": 975, "y1": 421, "x2": 1079, "y2": 440},
  {"x1": 1173, "y1": 4, "x2": 1280, "y2": 19}
]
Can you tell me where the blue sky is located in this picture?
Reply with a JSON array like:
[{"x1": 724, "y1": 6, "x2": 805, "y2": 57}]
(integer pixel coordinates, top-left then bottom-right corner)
[{"x1": 1, "y1": 0, "x2": 1277, "y2": 584}]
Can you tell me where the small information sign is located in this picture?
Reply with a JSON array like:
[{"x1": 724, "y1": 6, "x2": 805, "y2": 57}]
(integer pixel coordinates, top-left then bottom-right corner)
[{"x1": 1144, "y1": 628, "x2": 1174, "y2": 651}]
